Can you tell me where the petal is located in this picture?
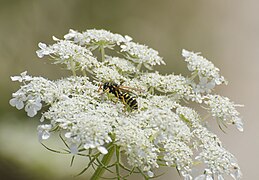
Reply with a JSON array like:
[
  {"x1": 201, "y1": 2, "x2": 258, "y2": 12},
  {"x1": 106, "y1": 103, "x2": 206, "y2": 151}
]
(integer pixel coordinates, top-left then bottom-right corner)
[
  {"x1": 26, "y1": 107, "x2": 37, "y2": 117},
  {"x1": 9, "y1": 98, "x2": 17, "y2": 107},
  {"x1": 97, "y1": 146, "x2": 108, "y2": 154},
  {"x1": 147, "y1": 171, "x2": 154, "y2": 177},
  {"x1": 182, "y1": 49, "x2": 191, "y2": 58},
  {"x1": 10, "y1": 76, "x2": 22, "y2": 82},
  {"x1": 42, "y1": 131, "x2": 50, "y2": 140},
  {"x1": 16, "y1": 101, "x2": 25, "y2": 110},
  {"x1": 36, "y1": 50, "x2": 44, "y2": 58}
]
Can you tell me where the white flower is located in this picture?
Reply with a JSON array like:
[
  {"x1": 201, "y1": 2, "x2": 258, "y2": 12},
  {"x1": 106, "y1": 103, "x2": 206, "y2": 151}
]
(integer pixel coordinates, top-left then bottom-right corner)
[
  {"x1": 10, "y1": 75, "x2": 59, "y2": 115},
  {"x1": 192, "y1": 76, "x2": 215, "y2": 93},
  {"x1": 139, "y1": 95, "x2": 179, "y2": 111},
  {"x1": 114, "y1": 116, "x2": 159, "y2": 172},
  {"x1": 42, "y1": 96, "x2": 114, "y2": 154},
  {"x1": 25, "y1": 96, "x2": 42, "y2": 117},
  {"x1": 63, "y1": 29, "x2": 80, "y2": 40},
  {"x1": 147, "y1": 170, "x2": 154, "y2": 177},
  {"x1": 182, "y1": 49, "x2": 227, "y2": 93},
  {"x1": 176, "y1": 105, "x2": 242, "y2": 179},
  {"x1": 230, "y1": 167, "x2": 242, "y2": 180},
  {"x1": 37, "y1": 124, "x2": 52, "y2": 142},
  {"x1": 36, "y1": 39, "x2": 99, "y2": 72},
  {"x1": 64, "y1": 29, "x2": 130, "y2": 49},
  {"x1": 159, "y1": 74, "x2": 192, "y2": 99},
  {"x1": 75, "y1": 113, "x2": 113, "y2": 152},
  {"x1": 204, "y1": 94, "x2": 244, "y2": 131},
  {"x1": 104, "y1": 55, "x2": 138, "y2": 74},
  {"x1": 11, "y1": 71, "x2": 32, "y2": 82},
  {"x1": 144, "y1": 108, "x2": 191, "y2": 143},
  {"x1": 131, "y1": 72, "x2": 193, "y2": 100},
  {"x1": 163, "y1": 139, "x2": 193, "y2": 173},
  {"x1": 93, "y1": 64, "x2": 127, "y2": 83},
  {"x1": 121, "y1": 41, "x2": 165, "y2": 67},
  {"x1": 9, "y1": 90, "x2": 27, "y2": 110},
  {"x1": 97, "y1": 146, "x2": 108, "y2": 155},
  {"x1": 10, "y1": 29, "x2": 244, "y2": 180},
  {"x1": 36, "y1": 42, "x2": 55, "y2": 58},
  {"x1": 193, "y1": 126, "x2": 241, "y2": 179}
]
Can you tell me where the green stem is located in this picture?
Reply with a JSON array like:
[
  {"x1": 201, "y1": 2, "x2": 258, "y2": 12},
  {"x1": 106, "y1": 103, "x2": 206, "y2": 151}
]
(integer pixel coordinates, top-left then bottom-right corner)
[
  {"x1": 100, "y1": 45, "x2": 105, "y2": 62},
  {"x1": 72, "y1": 70, "x2": 76, "y2": 76},
  {"x1": 70, "y1": 60, "x2": 76, "y2": 76},
  {"x1": 136, "y1": 63, "x2": 142, "y2": 71},
  {"x1": 82, "y1": 69, "x2": 86, "y2": 76},
  {"x1": 90, "y1": 146, "x2": 115, "y2": 180},
  {"x1": 189, "y1": 70, "x2": 198, "y2": 81},
  {"x1": 115, "y1": 145, "x2": 121, "y2": 180}
]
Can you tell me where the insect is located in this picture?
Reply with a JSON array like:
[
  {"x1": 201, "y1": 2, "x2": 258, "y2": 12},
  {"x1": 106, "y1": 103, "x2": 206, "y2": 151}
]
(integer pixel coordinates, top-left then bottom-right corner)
[{"x1": 99, "y1": 82, "x2": 139, "y2": 110}]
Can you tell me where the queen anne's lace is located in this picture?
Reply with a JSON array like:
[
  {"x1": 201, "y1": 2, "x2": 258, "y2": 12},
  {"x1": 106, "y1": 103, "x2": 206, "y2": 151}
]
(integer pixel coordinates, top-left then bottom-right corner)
[
  {"x1": 204, "y1": 94, "x2": 244, "y2": 132},
  {"x1": 121, "y1": 41, "x2": 165, "y2": 69},
  {"x1": 10, "y1": 29, "x2": 243, "y2": 180},
  {"x1": 36, "y1": 39, "x2": 99, "y2": 73},
  {"x1": 64, "y1": 29, "x2": 130, "y2": 50},
  {"x1": 182, "y1": 49, "x2": 227, "y2": 94}
]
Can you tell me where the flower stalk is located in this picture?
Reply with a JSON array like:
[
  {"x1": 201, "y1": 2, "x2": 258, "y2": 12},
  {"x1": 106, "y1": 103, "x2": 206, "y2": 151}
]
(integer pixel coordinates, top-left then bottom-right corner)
[
  {"x1": 100, "y1": 44, "x2": 106, "y2": 62},
  {"x1": 70, "y1": 59, "x2": 77, "y2": 76},
  {"x1": 91, "y1": 144, "x2": 115, "y2": 180}
]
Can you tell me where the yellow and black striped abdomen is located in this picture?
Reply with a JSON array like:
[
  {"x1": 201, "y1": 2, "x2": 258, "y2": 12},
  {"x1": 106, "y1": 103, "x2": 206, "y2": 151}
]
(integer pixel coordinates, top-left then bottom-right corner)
[{"x1": 119, "y1": 92, "x2": 138, "y2": 110}]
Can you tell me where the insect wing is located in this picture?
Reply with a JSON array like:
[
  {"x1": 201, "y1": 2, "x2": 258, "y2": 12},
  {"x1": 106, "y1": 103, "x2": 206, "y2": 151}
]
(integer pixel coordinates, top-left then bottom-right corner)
[{"x1": 117, "y1": 86, "x2": 145, "y2": 94}]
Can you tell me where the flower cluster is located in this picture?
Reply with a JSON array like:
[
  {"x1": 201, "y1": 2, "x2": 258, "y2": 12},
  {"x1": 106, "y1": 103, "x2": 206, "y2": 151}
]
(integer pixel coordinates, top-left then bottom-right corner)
[
  {"x1": 204, "y1": 94, "x2": 244, "y2": 132},
  {"x1": 64, "y1": 29, "x2": 130, "y2": 49},
  {"x1": 121, "y1": 41, "x2": 165, "y2": 68},
  {"x1": 182, "y1": 49, "x2": 227, "y2": 93},
  {"x1": 10, "y1": 29, "x2": 243, "y2": 180},
  {"x1": 36, "y1": 39, "x2": 99, "y2": 74}
]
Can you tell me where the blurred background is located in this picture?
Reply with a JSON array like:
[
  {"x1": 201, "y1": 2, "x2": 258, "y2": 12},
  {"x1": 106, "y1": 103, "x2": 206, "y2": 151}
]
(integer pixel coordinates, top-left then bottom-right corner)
[{"x1": 0, "y1": 0, "x2": 257, "y2": 179}]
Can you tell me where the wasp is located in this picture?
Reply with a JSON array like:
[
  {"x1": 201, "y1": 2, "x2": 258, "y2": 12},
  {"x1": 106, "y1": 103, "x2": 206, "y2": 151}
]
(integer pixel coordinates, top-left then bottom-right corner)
[{"x1": 99, "y1": 82, "x2": 139, "y2": 110}]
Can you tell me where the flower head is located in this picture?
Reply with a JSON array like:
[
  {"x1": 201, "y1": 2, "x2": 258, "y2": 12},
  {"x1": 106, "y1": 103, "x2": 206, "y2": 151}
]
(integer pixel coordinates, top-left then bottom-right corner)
[
  {"x1": 36, "y1": 39, "x2": 99, "y2": 73},
  {"x1": 121, "y1": 41, "x2": 165, "y2": 68},
  {"x1": 204, "y1": 94, "x2": 244, "y2": 131},
  {"x1": 182, "y1": 49, "x2": 227, "y2": 94},
  {"x1": 10, "y1": 29, "x2": 243, "y2": 180},
  {"x1": 64, "y1": 29, "x2": 131, "y2": 50}
]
